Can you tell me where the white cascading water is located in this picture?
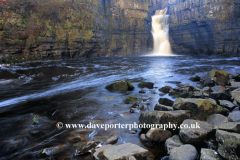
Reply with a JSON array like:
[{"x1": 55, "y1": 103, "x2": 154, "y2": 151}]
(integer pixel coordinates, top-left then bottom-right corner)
[{"x1": 152, "y1": 8, "x2": 172, "y2": 55}]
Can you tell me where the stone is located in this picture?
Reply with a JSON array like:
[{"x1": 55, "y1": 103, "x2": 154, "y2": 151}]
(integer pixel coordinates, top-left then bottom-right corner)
[
  {"x1": 149, "y1": 89, "x2": 157, "y2": 94},
  {"x1": 96, "y1": 143, "x2": 148, "y2": 160},
  {"x1": 190, "y1": 91, "x2": 203, "y2": 98},
  {"x1": 168, "y1": 90, "x2": 180, "y2": 97},
  {"x1": 138, "y1": 82, "x2": 154, "y2": 89},
  {"x1": 179, "y1": 119, "x2": 213, "y2": 144},
  {"x1": 154, "y1": 104, "x2": 173, "y2": 111},
  {"x1": 216, "y1": 130, "x2": 240, "y2": 160},
  {"x1": 130, "y1": 108, "x2": 136, "y2": 113},
  {"x1": 231, "y1": 73, "x2": 240, "y2": 82},
  {"x1": 159, "y1": 86, "x2": 172, "y2": 93},
  {"x1": 201, "y1": 87, "x2": 211, "y2": 94},
  {"x1": 124, "y1": 96, "x2": 138, "y2": 104},
  {"x1": 230, "y1": 81, "x2": 240, "y2": 88},
  {"x1": 165, "y1": 81, "x2": 181, "y2": 84},
  {"x1": 105, "y1": 80, "x2": 134, "y2": 92},
  {"x1": 106, "y1": 135, "x2": 118, "y2": 145},
  {"x1": 42, "y1": 144, "x2": 68, "y2": 156},
  {"x1": 67, "y1": 135, "x2": 82, "y2": 143},
  {"x1": 231, "y1": 88, "x2": 240, "y2": 104},
  {"x1": 76, "y1": 141, "x2": 100, "y2": 155},
  {"x1": 211, "y1": 86, "x2": 226, "y2": 92},
  {"x1": 159, "y1": 98, "x2": 174, "y2": 106},
  {"x1": 207, "y1": 114, "x2": 231, "y2": 128},
  {"x1": 140, "y1": 134, "x2": 148, "y2": 143},
  {"x1": 130, "y1": 130, "x2": 137, "y2": 134},
  {"x1": 165, "y1": 135, "x2": 184, "y2": 154},
  {"x1": 129, "y1": 102, "x2": 140, "y2": 108},
  {"x1": 146, "y1": 128, "x2": 172, "y2": 143},
  {"x1": 200, "y1": 148, "x2": 222, "y2": 160},
  {"x1": 228, "y1": 110, "x2": 240, "y2": 122},
  {"x1": 139, "y1": 110, "x2": 190, "y2": 127},
  {"x1": 202, "y1": 69, "x2": 230, "y2": 86},
  {"x1": 189, "y1": 75, "x2": 201, "y2": 82},
  {"x1": 219, "y1": 100, "x2": 236, "y2": 111},
  {"x1": 93, "y1": 145, "x2": 112, "y2": 160},
  {"x1": 127, "y1": 156, "x2": 136, "y2": 160},
  {"x1": 139, "y1": 87, "x2": 149, "y2": 93},
  {"x1": 216, "y1": 122, "x2": 240, "y2": 133},
  {"x1": 169, "y1": 144, "x2": 198, "y2": 160},
  {"x1": 172, "y1": 98, "x2": 228, "y2": 120},
  {"x1": 210, "y1": 91, "x2": 232, "y2": 101}
]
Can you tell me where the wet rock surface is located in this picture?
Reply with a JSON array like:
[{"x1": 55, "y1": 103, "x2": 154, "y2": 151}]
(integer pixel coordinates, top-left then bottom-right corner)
[
  {"x1": 146, "y1": 128, "x2": 172, "y2": 143},
  {"x1": 169, "y1": 144, "x2": 198, "y2": 160},
  {"x1": 200, "y1": 148, "x2": 222, "y2": 160},
  {"x1": 165, "y1": 135, "x2": 184, "y2": 154}
]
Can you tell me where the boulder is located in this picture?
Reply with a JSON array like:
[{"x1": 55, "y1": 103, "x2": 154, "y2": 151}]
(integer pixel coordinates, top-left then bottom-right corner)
[
  {"x1": 146, "y1": 128, "x2": 172, "y2": 143},
  {"x1": 202, "y1": 69, "x2": 230, "y2": 86},
  {"x1": 105, "y1": 80, "x2": 134, "y2": 92},
  {"x1": 207, "y1": 114, "x2": 231, "y2": 128},
  {"x1": 169, "y1": 144, "x2": 197, "y2": 160},
  {"x1": 231, "y1": 73, "x2": 240, "y2": 82},
  {"x1": 76, "y1": 141, "x2": 100, "y2": 155},
  {"x1": 154, "y1": 104, "x2": 173, "y2": 111},
  {"x1": 106, "y1": 135, "x2": 118, "y2": 145},
  {"x1": 67, "y1": 135, "x2": 82, "y2": 144},
  {"x1": 96, "y1": 143, "x2": 148, "y2": 160},
  {"x1": 140, "y1": 134, "x2": 148, "y2": 143},
  {"x1": 172, "y1": 98, "x2": 228, "y2": 120},
  {"x1": 211, "y1": 86, "x2": 226, "y2": 92},
  {"x1": 189, "y1": 75, "x2": 201, "y2": 82},
  {"x1": 216, "y1": 122, "x2": 240, "y2": 133},
  {"x1": 216, "y1": 130, "x2": 240, "y2": 160},
  {"x1": 127, "y1": 156, "x2": 136, "y2": 160},
  {"x1": 159, "y1": 86, "x2": 172, "y2": 93},
  {"x1": 230, "y1": 81, "x2": 240, "y2": 89},
  {"x1": 219, "y1": 100, "x2": 236, "y2": 111},
  {"x1": 228, "y1": 110, "x2": 240, "y2": 122},
  {"x1": 201, "y1": 87, "x2": 211, "y2": 94},
  {"x1": 200, "y1": 148, "x2": 222, "y2": 160},
  {"x1": 138, "y1": 82, "x2": 154, "y2": 89},
  {"x1": 139, "y1": 110, "x2": 190, "y2": 128},
  {"x1": 210, "y1": 91, "x2": 232, "y2": 101},
  {"x1": 159, "y1": 98, "x2": 174, "y2": 106},
  {"x1": 42, "y1": 144, "x2": 69, "y2": 156},
  {"x1": 231, "y1": 88, "x2": 240, "y2": 103},
  {"x1": 139, "y1": 87, "x2": 149, "y2": 93},
  {"x1": 165, "y1": 135, "x2": 184, "y2": 154},
  {"x1": 93, "y1": 145, "x2": 112, "y2": 160},
  {"x1": 124, "y1": 96, "x2": 138, "y2": 104},
  {"x1": 179, "y1": 119, "x2": 213, "y2": 144}
]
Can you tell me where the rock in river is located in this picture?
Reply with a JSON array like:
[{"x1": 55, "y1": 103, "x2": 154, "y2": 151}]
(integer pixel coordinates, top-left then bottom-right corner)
[
  {"x1": 42, "y1": 144, "x2": 69, "y2": 156},
  {"x1": 169, "y1": 144, "x2": 198, "y2": 160},
  {"x1": 154, "y1": 104, "x2": 173, "y2": 111},
  {"x1": 207, "y1": 114, "x2": 232, "y2": 128},
  {"x1": 138, "y1": 82, "x2": 154, "y2": 89},
  {"x1": 146, "y1": 128, "x2": 172, "y2": 143},
  {"x1": 216, "y1": 122, "x2": 240, "y2": 133},
  {"x1": 124, "y1": 96, "x2": 138, "y2": 104},
  {"x1": 165, "y1": 135, "x2": 184, "y2": 154},
  {"x1": 216, "y1": 130, "x2": 240, "y2": 160},
  {"x1": 219, "y1": 100, "x2": 236, "y2": 111},
  {"x1": 200, "y1": 148, "x2": 222, "y2": 160},
  {"x1": 179, "y1": 119, "x2": 213, "y2": 144},
  {"x1": 202, "y1": 69, "x2": 230, "y2": 86},
  {"x1": 105, "y1": 80, "x2": 134, "y2": 92},
  {"x1": 231, "y1": 88, "x2": 240, "y2": 104},
  {"x1": 106, "y1": 135, "x2": 118, "y2": 145},
  {"x1": 159, "y1": 86, "x2": 172, "y2": 93},
  {"x1": 158, "y1": 98, "x2": 174, "y2": 106},
  {"x1": 76, "y1": 141, "x2": 100, "y2": 155}
]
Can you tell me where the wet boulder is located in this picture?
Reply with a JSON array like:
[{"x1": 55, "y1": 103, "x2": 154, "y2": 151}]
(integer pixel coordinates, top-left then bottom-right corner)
[
  {"x1": 124, "y1": 96, "x2": 138, "y2": 104},
  {"x1": 165, "y1": 135, "x2": 184, "y2": 154},
  {"x1": 67, "y1": 135, "x2": 82, "y2": 143},
  {"x1": 42, "y1": 144, "x2": 69, "y2": 156},
  {"x1": 106, "y1": 135, "x2": 118, "y2": 145},
  {"x1": 216, "y1": 130, "x2": 240, "y2": 160},
  {"x1": 76, "y1": 141, "x2": 100, "y2": 155},
  {"x1": 219, "y1": 100, "x2": 236, "y2": 111},
  {"x1": 202, "y1": 69, "x2": 230, "y2": 86},
  {"x1": 105, "y1": 80, "x2": 134, "y2": 92},
  {"x1": 139, "y1": 110, "x2": 190, "y2": 128},
  {"x1": 179, "y1": 119, "x2": 213, "y2": 144},
  {"x1": 173, "y1": 98, "x2": 229, "y2": 120},
  {"x1": 200, "y1": 148, "x2": 222, "y2": 160},
  {"x1": 216, "y1": 122, "x2": 240, "y2": 133},
  {"x1": 93, "y1": 145, "x2": 112, "y2": 160},
  {"x1": 169, "y1": 144, "x2": 197, "y2": 160},
  {"x1": 138, "y1": 82, "x2": 154, "y2": 89},
  {"x1": 231, "y1": 88, "x2": 240, "y2": 104},
  {"x1": 207, "y1": 114, "x2": 232, "y2": 128},
  {"x1": 159, "y1": 98, "x2": 174, "y2": 106},
  {"x1": 146, "y1": 128, "x2": 172, "y2": 143},
  {"x1": 139, "y1": 87, "x2": 149, "y2": 93},
  {"x1": 210, "y1": 91, "x2": 232, "y2": 101},
  {"x1": 159, "y1": 86, "x2": 172, "y2": 93},
  {"x1": 96, "y1": 143, "x2": 148, "y2": 159},
  {"x1": 231, "y1": 73, "x2": 240, "y2": 82},
  {"x1": 211, "y1": 86, "x2": 226, "y2": 92},
  {"x1": 140, "y1": 134, "x2": 148, "y2": 143},
  {"x1": 189, "y1": 75, "x2": 201, "y2": 82},
  {"x1": 228, "y1": 110, "x2": 240, "y2": 122},
  {"x1": 154, "y1": 104, "x2": 173, "y2": 111}
]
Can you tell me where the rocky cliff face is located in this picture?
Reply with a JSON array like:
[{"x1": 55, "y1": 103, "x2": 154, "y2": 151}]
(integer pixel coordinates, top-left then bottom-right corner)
[
  {"x1": 158, "y1": 0, "x2": 240, "y2": 55},
  {"x1": 0, "y1": 0, "x2": 154, "y2": 63}
]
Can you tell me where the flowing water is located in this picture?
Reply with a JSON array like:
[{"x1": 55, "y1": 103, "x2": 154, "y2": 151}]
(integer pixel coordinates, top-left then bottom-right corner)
[{"x1": 0, "y1": 55, "x2": 240, "y2": 159}]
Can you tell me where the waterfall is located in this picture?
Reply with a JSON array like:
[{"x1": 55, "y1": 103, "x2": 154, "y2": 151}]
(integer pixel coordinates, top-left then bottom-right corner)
[{"x1": 152, "y1": 8, "x2": 172, "y2": 55}]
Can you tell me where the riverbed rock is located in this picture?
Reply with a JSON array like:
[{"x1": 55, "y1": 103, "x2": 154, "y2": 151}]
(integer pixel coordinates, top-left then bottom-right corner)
[
  {"x1": 154, "y1": 104, "x2": 173, "y2": 111},
  {"x1": 159, "y1": 86, "x2": 172, "y2": 93},
  {"x1": 210, "y1": 91, "x2": 232, "y2": 101},
  {"x1": 216, "y1": 130, "x2": 240, "y2": 160},
  {"x1": 42, "y1": 144, "x2": 69, "y2": 156},
  {"x1": 139, "y1": 87, "x2": 149, "y2": 93},
  {"x1": 96, "y1": 143, "x2": 148, "y2": 159},
  {"x1": 211, "y1": 86, "x2": 226, "y2": 92},
  {"x1": 140, "y1": 134, "x2": 148, "y2": 143},
  {"x1": 105, "y1": 80, "x2": 134, "y2": 92},
  {"x1": 207, "y1": 114, "x2": 231, "y2": 128},
  {"x1": 67, "y1": 135, "x2": 82, "y2": 144},
  {"x1": 159, "y1": 98, "x2": 174, "y2": 106},
  {"x1": 76, "y1": 141, "x2": 100, "y2": 155},
  {"x1": 189, "y1": 75, "x2": 201, "y2": 82},
  {"x1": 231, "y1": 88, "x2": 240, "y2": 104},
  {"x1": 202, "y1": 69, "x2": 230, "y2": 87},
  {"x1": 93, "y1": 145, "x2": 112, "y2": 160},
  {"x1": 124, "y1": 96, "x2": 138, "y2": 104},
  {"x1": 165, "y1": 135, "x2": 184, "y2": 154},
  {"x1": 106, "y1": 135, "x2": 118, "y2": 145},
  {"x1": 173, "y1": 98, "x2": 228, "y2": 120},
  {"x1": 216, "y1": 122, "x2": 240, "y2": 133},
  {"x1": 139, "y1": 110, "x2": 190, "y2": 128},
  {"x1": 169, "y1": 144, "x2": 197, "y2": 160},
  {"x1": 200, "y1": 148, "x2": 222, "y2": 160},
  {"x1": 231, "y1": 73, "x2": 240, "y2": 82},
  {"x1": 219, "y1": 100, "x2": 236, "y2": 111},
  {"x1": 138, "y1": 82, "x2": 154, "y2": 89},
  {"x1": 179, "y1": 119, "x2": 213, "y2": 144},
  {"x1": 146, "y1": 128, "x2": 172, "y2": 143},
  {"x1": 228, "y1": 110, "x2": 240, "y2": 122}
]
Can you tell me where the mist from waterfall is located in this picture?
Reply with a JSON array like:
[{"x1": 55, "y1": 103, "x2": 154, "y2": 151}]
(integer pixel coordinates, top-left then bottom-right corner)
[{"x1": 151, "y1": 8, "x2": 172, "y2": 55}]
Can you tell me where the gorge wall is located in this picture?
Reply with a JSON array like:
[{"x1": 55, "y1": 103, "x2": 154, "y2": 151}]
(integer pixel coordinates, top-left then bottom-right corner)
[{"x1": 0, "y1": 0, "x2": 239, "y2": 63}]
